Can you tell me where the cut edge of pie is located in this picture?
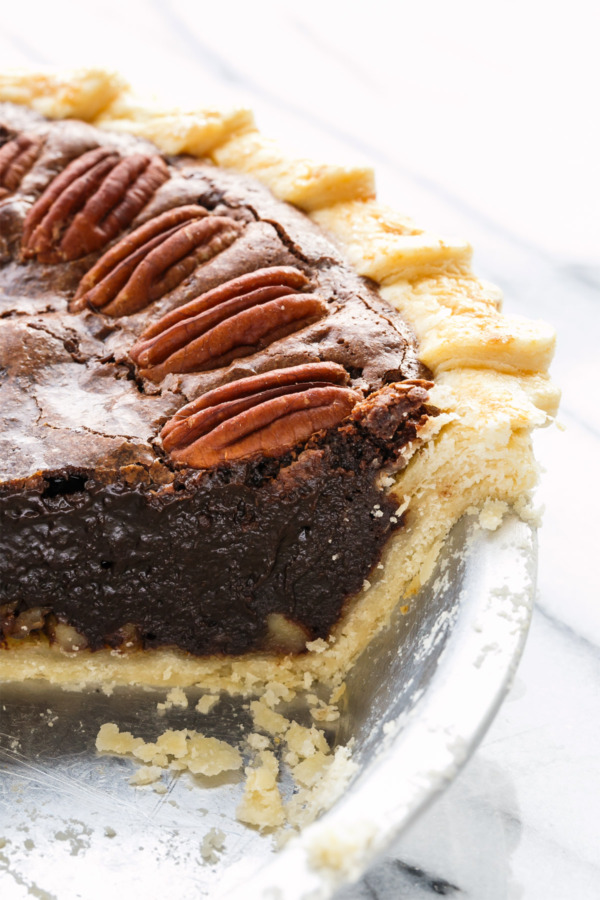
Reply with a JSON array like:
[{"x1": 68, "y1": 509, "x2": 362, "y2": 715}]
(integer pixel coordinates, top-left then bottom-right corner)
[{"x1": 0, "y1": 68, "x2": 559, "y2": 693}]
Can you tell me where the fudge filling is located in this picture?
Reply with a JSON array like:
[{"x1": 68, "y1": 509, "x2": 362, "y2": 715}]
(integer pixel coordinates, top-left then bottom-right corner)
[{"x1": 0, "y1": 103, "x2": 434, "y2": 657}]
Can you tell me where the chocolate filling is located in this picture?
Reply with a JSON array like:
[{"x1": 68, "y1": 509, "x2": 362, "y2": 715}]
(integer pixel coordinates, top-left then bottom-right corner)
[{"x1": 0, "y1": 104, "x2": 434, "y2": 657}]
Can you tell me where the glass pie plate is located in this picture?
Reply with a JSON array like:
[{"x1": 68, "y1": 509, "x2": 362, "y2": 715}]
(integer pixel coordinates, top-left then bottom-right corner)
[{"x1": 0, "y1": 512, "x2": 535, "y2": 899}]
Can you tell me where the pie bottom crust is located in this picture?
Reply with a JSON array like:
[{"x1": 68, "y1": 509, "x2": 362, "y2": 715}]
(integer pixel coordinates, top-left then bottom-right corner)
[{"x1": 0, "y1": 70, "x2": 559, "y2": 691}]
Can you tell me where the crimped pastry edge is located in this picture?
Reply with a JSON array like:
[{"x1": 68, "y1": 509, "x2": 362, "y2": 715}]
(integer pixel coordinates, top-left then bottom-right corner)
[{"x1": 0, "y1": 68, "x2": 559, "y2": 690}]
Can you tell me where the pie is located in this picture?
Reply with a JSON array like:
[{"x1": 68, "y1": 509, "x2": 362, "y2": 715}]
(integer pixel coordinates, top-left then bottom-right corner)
[{"x1": 0, "y1": 69, "x2": 558, "y2": 695}]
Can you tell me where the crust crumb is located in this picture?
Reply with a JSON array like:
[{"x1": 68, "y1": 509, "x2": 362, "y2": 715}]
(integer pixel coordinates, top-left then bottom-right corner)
[
  {"x1": 262, "y1": 681, "x2": 296, "y2": 708},
  {"x1": 96, "y1": 722, "x2": 144, "y2": 756},
  {"x1": 129, "y1": 765, "x2": 162, "y2": 786},
  {"x1": 291, "y1": 751, "x2": 332, "y2": 787},
  {"x1": 200, "y1": 828, "x2": 226, "y2": 864},
  {"x1": 286, "y1": 745, "x2": 358, "y2": 829},
  {"x1": 96, "y1": 723, "x2": 242, "y2": 779},
  {"x1": 285, "y1": 721, "x2": 329, "y2": 758},
  {"x1": 180, "y1": 733, "x2": 242, "y2": 776},
  {"x1": 305, "y1": 638, "x2": 328, "y2": 653},
  {"x1": 250, "y1": 699, "x2": 289, "y2": 735},
  {"x1": 246, "y1": 732, "x2": 271, "y2": 752},
  {"x1": 157, "y1": 686, "x2": 188, "y2": 713},
  {"x1": 195, "y1": 694, "x2": 219, "y2": 714},
  {"x1": 236, "y1": 750, "x2": 285, "y2": 829},
  {"x1": 468, "y1": 498, "x2": 509, "y2": 531}
]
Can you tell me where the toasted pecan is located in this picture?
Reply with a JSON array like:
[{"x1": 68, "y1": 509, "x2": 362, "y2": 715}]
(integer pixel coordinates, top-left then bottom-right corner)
[
  {"x1": 0, "y1": 133, "x2": 44, "y2": 199},
  {"x1": 21, "y1": 147, "x2": 169, "y2": 263},
  {"x1": 71, "y1": 205, "x2": 241, "y2": 316},
  {"x1": 130, "y1": 266, "x2": 326, "y2": 381},
  {"x1": 162, "y1": 362, "x2": 360, "y2": 467},
  {"x1": 139, "y1": 266, "x2": 310, "y2": 341}
]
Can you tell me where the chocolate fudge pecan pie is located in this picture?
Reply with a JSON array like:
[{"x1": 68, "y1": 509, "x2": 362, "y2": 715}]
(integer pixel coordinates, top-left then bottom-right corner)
[{"x1": 0, "y1": 70, "x2": 558, "y2": 692}]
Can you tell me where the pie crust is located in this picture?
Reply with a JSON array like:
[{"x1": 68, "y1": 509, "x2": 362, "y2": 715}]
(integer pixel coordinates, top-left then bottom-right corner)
[{"x1": 0, "y1": 68, "x2": 558, "y2": 693}]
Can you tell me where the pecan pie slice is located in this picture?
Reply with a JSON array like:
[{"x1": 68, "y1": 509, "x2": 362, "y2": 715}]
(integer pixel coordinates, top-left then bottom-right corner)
[{"x1": 0, "y1": 70, "x2": 558, "y2": 692}]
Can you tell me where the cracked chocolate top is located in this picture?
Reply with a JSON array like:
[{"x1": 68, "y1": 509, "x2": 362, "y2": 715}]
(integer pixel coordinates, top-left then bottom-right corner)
[
  {"x1": 0, "y1": 103, "x2": 438, "y2": 656},
  {"x1": 0, "y1": 103, "x2": 425, "y2": 489}
]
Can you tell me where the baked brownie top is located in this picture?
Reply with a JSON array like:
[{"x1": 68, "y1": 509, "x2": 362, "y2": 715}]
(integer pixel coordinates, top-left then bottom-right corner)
[{"x1": 0, "y1": 102, "x2": 426, "y2": 489}]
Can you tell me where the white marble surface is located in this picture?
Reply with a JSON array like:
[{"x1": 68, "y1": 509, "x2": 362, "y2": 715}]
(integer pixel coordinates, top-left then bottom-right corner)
[{"x1": 1, "y1": 2, "x2": 599, "y2": 897}]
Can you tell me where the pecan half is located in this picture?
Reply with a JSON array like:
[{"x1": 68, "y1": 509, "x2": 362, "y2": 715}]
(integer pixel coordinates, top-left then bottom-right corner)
[
  {"x1": 21, "y1": 147, "x2": 169, "y2": 263},
  {"x1": 0, "y1": 133, "x2": 43, "y2": 199},
  {"x1": 140, "y1": 266, "x2": 310, "y2": 340},
  {"x1": 162, "y1": 361, "x2": 361, "y2": 468},
  {"x1": 71, "y1": 205, "x2": 241, "y2": 316},
  {"x1": 130, "y1": 266, "x2": 325, "y2": 381}
]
